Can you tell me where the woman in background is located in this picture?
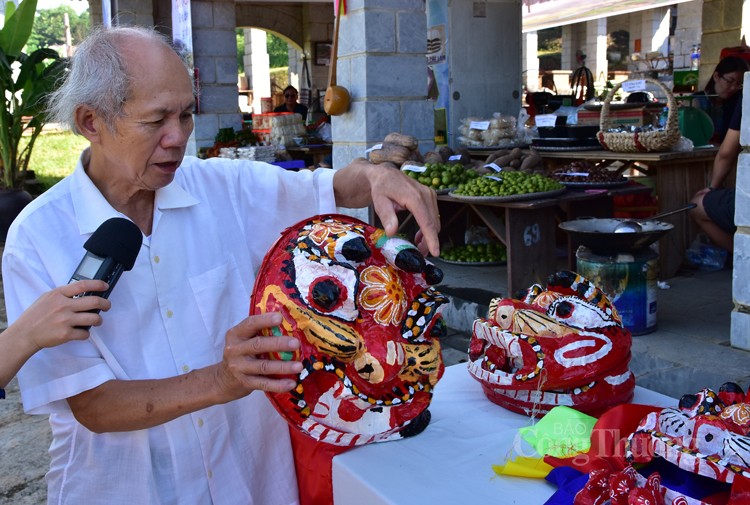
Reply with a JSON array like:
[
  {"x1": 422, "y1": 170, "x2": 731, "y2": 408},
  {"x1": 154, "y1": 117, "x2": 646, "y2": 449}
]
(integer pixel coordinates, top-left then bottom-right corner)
[
  {"x1": 693, "y1": 55, "x2": 749, "y2": 144},
  {"x1": 274, "y1": 85, "x2": 309, "y2": 118}
]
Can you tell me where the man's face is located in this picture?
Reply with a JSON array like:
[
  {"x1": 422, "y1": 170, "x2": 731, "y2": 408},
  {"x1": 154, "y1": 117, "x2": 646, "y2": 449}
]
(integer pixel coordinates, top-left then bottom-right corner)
[{"x1": 92, "y1": 42, "x2": 195, "y2": 191}]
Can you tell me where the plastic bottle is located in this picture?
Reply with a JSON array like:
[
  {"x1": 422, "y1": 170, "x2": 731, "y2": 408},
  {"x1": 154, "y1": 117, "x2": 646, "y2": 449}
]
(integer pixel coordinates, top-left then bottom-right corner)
[
  {"x1": 659, "y1": 107, "x2": 669, "y2": 129},
  {"x1": 690, "y1": 45, "x2": 701, "y2": 70}
]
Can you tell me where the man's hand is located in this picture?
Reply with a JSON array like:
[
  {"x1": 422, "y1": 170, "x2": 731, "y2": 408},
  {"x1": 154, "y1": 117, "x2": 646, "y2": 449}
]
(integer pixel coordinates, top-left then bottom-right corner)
[
  {"x1": 334, "y1": 158, "x2": 441, "y2": 257},
  {"x1": 215, "y1": 312, "x2": 303, "y2": 401}
]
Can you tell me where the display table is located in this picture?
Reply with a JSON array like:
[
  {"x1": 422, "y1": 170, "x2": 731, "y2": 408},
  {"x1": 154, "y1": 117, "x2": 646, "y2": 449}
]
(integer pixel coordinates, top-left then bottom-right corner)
[
  {"x1": 286, "y1": 144, "x2": 333, "y2": 166},
  {"x1": 332, "y1": 364, "x2": 675, "y2": 505},
  {"x1": 434, "y1": 185, "x2": 646, "y2": 295},
  {"x1": 538, "y1": 147, "x2": 718, "y2": 278}
]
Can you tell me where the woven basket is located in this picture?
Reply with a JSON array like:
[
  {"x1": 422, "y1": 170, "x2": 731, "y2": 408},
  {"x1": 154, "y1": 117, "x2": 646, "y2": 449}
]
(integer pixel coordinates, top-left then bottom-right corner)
[{"x1": 597, "y1": 78, "x2": 681, "y2": 153}]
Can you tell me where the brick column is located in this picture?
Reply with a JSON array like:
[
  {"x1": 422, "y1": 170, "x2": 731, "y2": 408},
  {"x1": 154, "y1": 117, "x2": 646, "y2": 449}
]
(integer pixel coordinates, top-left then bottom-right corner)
[
  {"x1": 331, "y1": 0, "x2": 433, "y2": 170},
  {"x1": 731, "y1": 76, "x2": 750, "y2": 349},
  {"x1": 191, "y1": 0, "x2": 242, "y2": 151},
  {"x1": 523, "y1": 31, "x2": 540, "y2": 92},
  {"x1": 585, "y1": 18, "x2": 608, "y2": 85},
  {"x1": 245, "y1": 28, "x2": 271, "y2": 114}
]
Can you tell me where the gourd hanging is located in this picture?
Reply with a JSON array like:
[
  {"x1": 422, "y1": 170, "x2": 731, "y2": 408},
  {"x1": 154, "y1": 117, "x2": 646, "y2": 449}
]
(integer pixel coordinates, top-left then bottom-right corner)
[{"x1": 323, "y1": 0, "x2": 351, "y2": 115}]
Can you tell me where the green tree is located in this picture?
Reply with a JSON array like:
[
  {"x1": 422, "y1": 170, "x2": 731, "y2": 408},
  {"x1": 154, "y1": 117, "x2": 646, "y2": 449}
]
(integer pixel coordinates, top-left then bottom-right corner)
[
  {"x1": 236, "y1": 28, "x2": 244, "y2": 73},
  {"x1": 27, "y1": 6, "x2": 89, "y2": 53},
  {"x1": 267, "y1": 32, "x2": 289, "y2": 69}
]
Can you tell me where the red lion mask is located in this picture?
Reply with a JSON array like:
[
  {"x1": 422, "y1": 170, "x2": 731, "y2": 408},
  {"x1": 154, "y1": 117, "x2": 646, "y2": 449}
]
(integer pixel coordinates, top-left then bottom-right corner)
[
  {"x1": 251, "y1": 214, "x2": 447, "y2": 447},
  {"x1": 468, "y1": 271, "x2": 635, "y2": 417}
]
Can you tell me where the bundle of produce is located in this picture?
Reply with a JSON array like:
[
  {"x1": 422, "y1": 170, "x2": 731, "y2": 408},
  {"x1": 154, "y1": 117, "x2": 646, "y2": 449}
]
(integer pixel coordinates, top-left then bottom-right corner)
[
  {"x1": 468, "y1": 271, "x2": 635, "y2": 417},
  {"x1": 483, "y1": 147, "x2": 544, "y2": 174},
  {"x1": 367, "y1": 132, "x2": 423, "y2": 167},
  {"x1": 453, "y1": 170, "x2": 562, "y2": 197},
  {"x1": 457, "y1": 113, "x2": 521, "y2": 148},
  {"x1": 402, "y1": 162, "x2": 479, "y2": 191},
  {"x1": 439, "y1": 242, "x2": 506, "y2": 263},
  {"x1": 549, "y1": 160, "x2": 625, "y2": 183}
]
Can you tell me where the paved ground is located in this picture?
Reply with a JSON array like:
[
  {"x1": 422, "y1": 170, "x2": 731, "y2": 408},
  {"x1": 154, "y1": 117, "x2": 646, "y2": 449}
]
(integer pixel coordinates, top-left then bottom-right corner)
[{"x1": 0, "y1": 254, "x2": 745, "y2": 503}]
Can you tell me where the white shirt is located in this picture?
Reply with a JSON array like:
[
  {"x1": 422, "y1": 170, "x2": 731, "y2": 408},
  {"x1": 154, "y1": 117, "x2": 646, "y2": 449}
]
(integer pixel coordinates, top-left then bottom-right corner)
[{"x1": 2, "y1": 154, "x2": 337, "y2": 504}]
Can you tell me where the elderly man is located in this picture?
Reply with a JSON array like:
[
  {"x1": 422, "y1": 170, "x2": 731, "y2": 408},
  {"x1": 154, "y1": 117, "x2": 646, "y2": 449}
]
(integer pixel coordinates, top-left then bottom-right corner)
[{"x1": 2, "y1": 26, "x2": 439, "y2": 504}]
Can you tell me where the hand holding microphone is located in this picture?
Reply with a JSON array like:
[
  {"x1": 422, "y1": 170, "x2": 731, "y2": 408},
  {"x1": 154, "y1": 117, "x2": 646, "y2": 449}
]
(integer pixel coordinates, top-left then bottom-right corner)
[{"x1": 68, "y1": 217, "x2": 142, "y2": 327}]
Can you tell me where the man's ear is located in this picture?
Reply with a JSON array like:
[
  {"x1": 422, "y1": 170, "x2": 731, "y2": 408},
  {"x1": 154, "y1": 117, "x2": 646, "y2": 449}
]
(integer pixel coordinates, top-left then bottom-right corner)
[{"x1": 74, "y1": 105, "x2": 102, "y2": 142}]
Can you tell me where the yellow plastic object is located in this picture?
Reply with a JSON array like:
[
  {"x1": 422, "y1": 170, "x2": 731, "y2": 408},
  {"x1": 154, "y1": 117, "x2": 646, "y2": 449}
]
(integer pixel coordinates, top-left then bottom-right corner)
[
  {"x1": 518, "y1": 405, "x2": 597, "y2": 458},
  {"x1": 492, "y1": 456, "x2": 554, "y2": 479}
]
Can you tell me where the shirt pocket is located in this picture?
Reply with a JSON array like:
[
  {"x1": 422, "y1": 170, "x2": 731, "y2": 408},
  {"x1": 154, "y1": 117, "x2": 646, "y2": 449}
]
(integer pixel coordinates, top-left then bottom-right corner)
[{"x1": 188, "y1": 255, "x2": 250, "y2": 348}]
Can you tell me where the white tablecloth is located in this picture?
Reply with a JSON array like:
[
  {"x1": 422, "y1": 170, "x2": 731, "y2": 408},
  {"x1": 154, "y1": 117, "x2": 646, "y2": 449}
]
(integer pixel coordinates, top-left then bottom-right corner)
[{"x1": 332, "y1": 364, "x2": 675, "y2": 505}]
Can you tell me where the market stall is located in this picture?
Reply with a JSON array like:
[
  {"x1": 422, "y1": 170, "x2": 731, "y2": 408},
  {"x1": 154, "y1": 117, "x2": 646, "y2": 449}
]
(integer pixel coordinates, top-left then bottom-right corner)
[{"x1": 538, "y1": 147, "x2": 718, "y2": 278}]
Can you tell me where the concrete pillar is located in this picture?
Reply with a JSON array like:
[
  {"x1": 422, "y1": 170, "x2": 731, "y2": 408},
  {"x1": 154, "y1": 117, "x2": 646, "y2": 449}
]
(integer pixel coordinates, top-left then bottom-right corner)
[
  {"x1": 642, "y1": 7, "x2": 671, "y2": 61},
  {"x1": 730, "y1": 11, "x2": 750, "y2": 350},
  {"x1": 246, "y1": 28, "x2": 271, "y2": 114},
  {"x1": 191, "y1": 0, "x2": 242, "y2": 150},
  {"x1": 288, "y1": 46, "x2": 302, "y2": 92},
  {"x1": 523, "y1": 31, "x2": 540, "y2": 92},
  {"x1": 561, "y1": 24, "x2": 574, "y2": 71},
  {"x1": 585, "y1": 18, "x2": 608, "y2": 85},
  {"x1": 332, "y1": 0, "x2": 433, "y2": 170}
]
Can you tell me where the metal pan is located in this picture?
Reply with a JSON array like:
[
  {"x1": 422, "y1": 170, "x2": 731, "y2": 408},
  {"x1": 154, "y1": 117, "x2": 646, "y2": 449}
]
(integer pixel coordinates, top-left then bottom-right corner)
[{"x1": 559, "y1": 217, "x2": 674, "y2": 254}]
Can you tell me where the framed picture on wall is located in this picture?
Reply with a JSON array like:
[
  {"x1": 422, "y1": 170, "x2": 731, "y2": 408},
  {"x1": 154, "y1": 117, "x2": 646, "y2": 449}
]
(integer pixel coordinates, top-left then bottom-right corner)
[{"x1": 315, "y1": 41, "x2": 332, "y2": 66}]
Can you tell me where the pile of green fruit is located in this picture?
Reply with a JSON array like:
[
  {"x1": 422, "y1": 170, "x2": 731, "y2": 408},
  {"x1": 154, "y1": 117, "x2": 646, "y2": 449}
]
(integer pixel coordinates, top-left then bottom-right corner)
[
  {"x1": 404, "y1": 163, "x2": 478, "y2": 191},
  {"x1": 440, "y1": 242, "x2": 507, "y2": 263},
  {"x1": 453, "y1": 171, "x2": 563, "y2": 197}
]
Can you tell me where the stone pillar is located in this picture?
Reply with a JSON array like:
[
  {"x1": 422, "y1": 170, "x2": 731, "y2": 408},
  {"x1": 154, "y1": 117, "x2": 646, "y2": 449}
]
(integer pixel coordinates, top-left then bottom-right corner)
[
  {"x1": 111, "y1": 0, "x2": 154, "y2": 27},
  {"x1": 730, "y1": 11, "x2": 750, "y2": 350},
  {"x1": 523, "y1": 31, "x2": 540, "y2": 92},
  {"x1": 246, "y1": 28, "x2": 271, "y2": 114},
  {"x1": 585, "y1": 18, "x2": 608, "y2": 85},
  {"x1": 561, "y1": 25, "x2": 575, "y2": 72},
  {"x1": 332, "y1": 0, "x2": 433, "y2": 169},
  {"x1": 641, "y1": 7, "x2": 671, "y2": 62},
  {"x1": 190, "y1": 0, "x2": 242, "y2": 151}
]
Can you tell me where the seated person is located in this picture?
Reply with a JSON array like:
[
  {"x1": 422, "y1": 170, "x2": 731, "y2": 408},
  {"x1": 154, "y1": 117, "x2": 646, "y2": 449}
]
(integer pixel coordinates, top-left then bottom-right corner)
[
  {"x1": 692, "y1": 55, "x2": 749, "y2": 144},
  {"x1": 274, "y1": 85, "x2": 308, "y2": 118},
  {"x1": 690, "y1": 96, "x2": 742, "y2": 253}
]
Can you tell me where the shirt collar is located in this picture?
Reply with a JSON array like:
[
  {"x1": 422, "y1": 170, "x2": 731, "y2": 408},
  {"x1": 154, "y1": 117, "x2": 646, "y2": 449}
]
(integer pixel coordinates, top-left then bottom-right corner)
[{"x1": 70, "y1": 149, "x2": 200, "y2": 235}]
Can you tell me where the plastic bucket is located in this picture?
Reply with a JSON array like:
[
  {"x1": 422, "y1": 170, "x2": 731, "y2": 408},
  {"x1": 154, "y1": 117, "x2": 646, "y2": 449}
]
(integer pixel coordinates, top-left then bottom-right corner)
[{"x1": 576, "y1": 247, "x2": 658, "y2": 335}]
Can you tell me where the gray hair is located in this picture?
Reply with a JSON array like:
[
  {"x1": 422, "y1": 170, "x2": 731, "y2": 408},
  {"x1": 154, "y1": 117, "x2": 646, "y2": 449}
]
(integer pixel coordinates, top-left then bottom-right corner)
[{"x1": 46, "y1": 26, "x2": 193, "y2": 133}]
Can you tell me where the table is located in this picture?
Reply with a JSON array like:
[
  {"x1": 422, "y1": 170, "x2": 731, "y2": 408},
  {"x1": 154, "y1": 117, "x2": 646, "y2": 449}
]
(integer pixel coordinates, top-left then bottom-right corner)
[
  {"x1": 332, "y1": 364, "x2": 675, "y2": 505},
  {"x1": 434, "y1": 185, "x2": 646, "y2": 295},
  {"x1": 286, "y1": 144, "x2": 333, "y2": 166},
  {"x1": 538, "y1": 147, "x2": 718, "y2": 278}
]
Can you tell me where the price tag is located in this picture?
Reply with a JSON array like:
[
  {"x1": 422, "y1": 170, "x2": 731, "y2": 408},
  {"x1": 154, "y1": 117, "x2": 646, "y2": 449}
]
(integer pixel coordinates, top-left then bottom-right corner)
[
  {"x1": 469, "y1": 120, "x2": 490, "y2": 131},
  {"x1": 485, "y1": 162, "x2": 502, "y2": 172},
  {"x1": 561, "y1": 172, "x2": 590, "y2": 177},
  {"x1": 484, "y1": 175, "x2": 503, "y2": 182},
  {"x1": 535, "y1": 114, "x2": 557, "y2": 127},
  {"x1": 622, "y1": 80, "x2": 646, "y2": 93},
  {"x1": 448, "y1": 154, "x2": 462, "y2": 161},
  {"x1": 365, "y1": 143, "x2": 383, "y2": 154},
  {"x1": 401, "y1": 164, "x2": 426, "y2": 173}
]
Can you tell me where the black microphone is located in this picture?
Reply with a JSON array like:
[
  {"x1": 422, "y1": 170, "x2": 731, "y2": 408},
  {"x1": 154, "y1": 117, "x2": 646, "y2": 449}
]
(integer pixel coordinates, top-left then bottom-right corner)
[{"x1": 69, "y1": 217, "x2": 142, "y2": 302}]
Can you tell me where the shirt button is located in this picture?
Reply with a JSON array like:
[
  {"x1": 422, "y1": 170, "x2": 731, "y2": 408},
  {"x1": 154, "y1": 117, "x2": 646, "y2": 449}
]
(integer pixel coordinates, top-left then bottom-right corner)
[
  {"x1": 197, "y1": 418, "x2": 204, "y2": 428},
  {"x1": 154, "y1": 256, "x2": 160, "y2": 264},
  {"x1": 207, "y1": 470, "x2": 213, "y2": 479},
  {"x1": 182, "y1": 365, "x2": 190, "y2": 373},
  {"x1": 166, "y1": 310, "x2": 173, "y2": 318}
]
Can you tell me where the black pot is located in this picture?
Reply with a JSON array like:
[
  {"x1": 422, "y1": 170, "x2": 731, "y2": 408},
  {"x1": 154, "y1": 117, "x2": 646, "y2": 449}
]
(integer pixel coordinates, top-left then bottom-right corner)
[{"x1": 0, "y1": 189, "x2": 33, "y2": 243}]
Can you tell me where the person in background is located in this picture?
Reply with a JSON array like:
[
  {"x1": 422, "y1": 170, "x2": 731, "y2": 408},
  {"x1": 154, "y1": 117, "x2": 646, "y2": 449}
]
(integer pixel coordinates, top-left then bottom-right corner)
[
  {"x1": 0, "y1": 280, "x2": 110, "y2": 394},
  {"x1": 3, "y1": 26, "x2": 439, "y2": 505},
  {"x1": 690, "y1": 95, "x2": 742, "y2": 253},
  {"x1": 274, "y1": 85, "x2": 309, "y2": 118},
  {"x1": 692, "y1": 55, "x2": 749, "y2": 144}
]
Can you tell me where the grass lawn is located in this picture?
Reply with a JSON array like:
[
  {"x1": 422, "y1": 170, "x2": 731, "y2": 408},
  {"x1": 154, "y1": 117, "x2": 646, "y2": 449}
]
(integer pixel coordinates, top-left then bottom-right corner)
[{"x1": 23, "y1": 130, "x2": 88, "y2": 191}]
